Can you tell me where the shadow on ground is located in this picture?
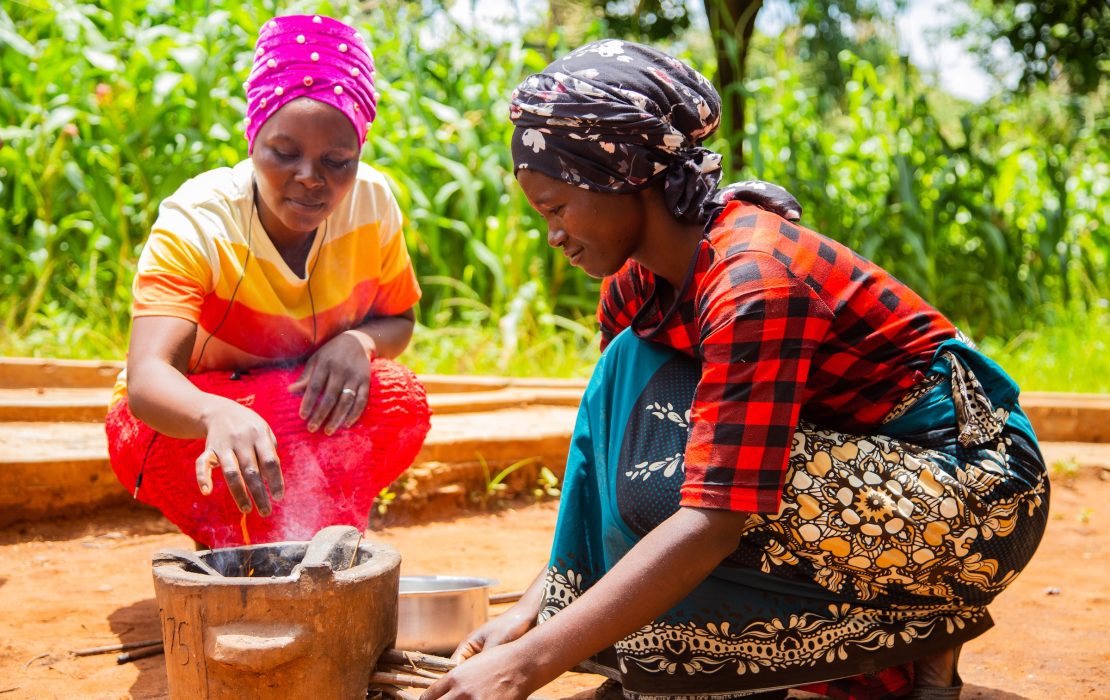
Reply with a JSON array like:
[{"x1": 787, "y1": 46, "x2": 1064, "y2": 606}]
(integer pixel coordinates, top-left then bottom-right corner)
[{"x1": 109, "y1": 597, "x2": 167, "y2": 699}]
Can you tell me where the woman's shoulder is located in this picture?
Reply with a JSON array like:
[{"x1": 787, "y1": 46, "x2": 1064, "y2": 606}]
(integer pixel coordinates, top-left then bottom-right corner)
[
  {"x1": 706, "y1": 202, "x2": 853, "y2": 277},
  {"x1": 330, "y1": 162, "x2": 403, "y2": 235}
]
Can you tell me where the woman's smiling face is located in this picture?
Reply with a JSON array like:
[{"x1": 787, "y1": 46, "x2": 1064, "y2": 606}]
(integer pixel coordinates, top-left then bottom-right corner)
[
  {"x1": 517, "y1": 168, "x2": 648, "y2": 279},
  {"x1": 250, "y1": 98, "x2": 360, "y2": 243}
]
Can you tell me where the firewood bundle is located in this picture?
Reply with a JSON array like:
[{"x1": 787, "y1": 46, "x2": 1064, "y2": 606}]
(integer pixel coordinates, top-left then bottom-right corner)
[{"x1": 368, "y1": 649, "x2": 456, "y2": 699}]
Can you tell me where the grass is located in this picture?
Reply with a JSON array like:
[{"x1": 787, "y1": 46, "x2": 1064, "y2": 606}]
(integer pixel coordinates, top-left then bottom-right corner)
[{"x1": 980, "y1": 306, "x2": 1110, "y2": 394}]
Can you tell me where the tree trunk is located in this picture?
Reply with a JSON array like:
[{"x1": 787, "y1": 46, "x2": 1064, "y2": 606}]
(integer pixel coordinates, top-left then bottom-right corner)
[{"x1": 704, "y1": 0, "x2": 762, "y2": 171}]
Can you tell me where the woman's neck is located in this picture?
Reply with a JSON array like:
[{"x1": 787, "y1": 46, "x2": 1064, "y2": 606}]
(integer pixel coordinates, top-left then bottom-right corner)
[
  {"x1": 632, "y1": 193, "x2": 706, "y2": 289},
  {"x1": 253, "y1": 186, "x2": 317, "y2": 277},
  {"x1": 275, "y1": 230, "x2": 317, "y2": 278}
]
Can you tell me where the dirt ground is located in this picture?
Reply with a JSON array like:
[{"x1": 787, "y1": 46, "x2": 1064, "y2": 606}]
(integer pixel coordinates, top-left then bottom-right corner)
[{"x1": 0, "y1": 470, "x2": 1107, "y2": 700}]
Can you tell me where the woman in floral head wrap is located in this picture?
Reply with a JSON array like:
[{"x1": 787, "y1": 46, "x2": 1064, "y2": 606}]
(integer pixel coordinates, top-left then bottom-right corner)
[
  {"x1": 104, "y1": 15, "x2": 430, "y2": 549},
  {"x1": 424, "y1": 41, "x2": 1048, "y2": 700}
]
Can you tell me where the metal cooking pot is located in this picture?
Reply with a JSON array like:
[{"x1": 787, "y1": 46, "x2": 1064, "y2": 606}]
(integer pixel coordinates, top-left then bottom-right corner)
[{"x1": 396, "y1": 575, "x2": 498, "y2": 655}]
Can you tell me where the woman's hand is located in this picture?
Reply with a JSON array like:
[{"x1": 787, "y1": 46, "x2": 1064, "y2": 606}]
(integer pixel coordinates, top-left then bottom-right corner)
[
  {"x1": 424, "y1": 509, "x2": 751, "y2": 698},
  {"x1": 716, "y1": 180, "x2": 802, "y2": 221},
  {"x1": 288, "y1": 330, "x2": 372, "y2": 434},
  {"x1": 125, "y1": 316, "x2": 286, "y2": 516},
  {"x1": 195, "y1": 398, "x2": 284, "y2": 515},
  {"x1": 451, "y1": 606, "x2": 538, "y2": 664},
  {"x1": 420, "y1": 641, "x2": 540, "y2": 700}
]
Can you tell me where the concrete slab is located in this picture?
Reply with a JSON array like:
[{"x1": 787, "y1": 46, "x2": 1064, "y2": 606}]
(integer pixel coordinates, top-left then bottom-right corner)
[
  {"x1": 1021, "y1": 391, "x2": 1110, "y2": 443},
  {"x1": 0, "y1": 387, "x2": 113, "y2": 422},
  {"x1": 0, "y1": 404, "x2": 579, "y2": 527},
  {"x1": 0, "y1": 386, "x2": 584, "y2": 421}
]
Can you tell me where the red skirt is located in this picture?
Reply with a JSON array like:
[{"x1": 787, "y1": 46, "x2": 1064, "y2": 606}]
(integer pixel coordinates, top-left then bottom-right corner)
[{"x1": 105, "y1": 359, "x2": 430, "y2": 548}]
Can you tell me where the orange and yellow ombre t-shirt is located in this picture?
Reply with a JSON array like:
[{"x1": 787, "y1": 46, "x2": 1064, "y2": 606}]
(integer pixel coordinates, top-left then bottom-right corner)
[{"x1": 111, "y1": 160, "x2": 420, "y2": 405}]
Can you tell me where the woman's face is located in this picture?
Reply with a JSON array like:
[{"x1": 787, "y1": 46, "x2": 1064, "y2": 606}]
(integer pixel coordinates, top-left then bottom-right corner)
[
  {"x1": 517, "y1": 169, "x2": 647, "y2": 279},
  {"x1": 251, "y1": 98, "x2": 360, "y2": 243}
]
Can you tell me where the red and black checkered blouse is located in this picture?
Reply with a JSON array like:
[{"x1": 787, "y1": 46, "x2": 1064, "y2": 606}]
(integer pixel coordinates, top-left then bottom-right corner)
[{"x1": 598, "y1": 201, "x2": 957, "y2": 514}]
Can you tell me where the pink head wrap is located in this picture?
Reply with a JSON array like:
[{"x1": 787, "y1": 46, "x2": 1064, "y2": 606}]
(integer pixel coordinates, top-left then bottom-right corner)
[{"x1": 244, "y1": 15, "x2": 377, "y2": 152}]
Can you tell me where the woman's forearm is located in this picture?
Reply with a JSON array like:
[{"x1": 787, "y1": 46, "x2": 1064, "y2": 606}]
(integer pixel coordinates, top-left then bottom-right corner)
[
  {"x1": 125, "y1": 315, "x2": 231, "y2": 440},
  {"x1": 516, "y1": 507, "x2": 749, "y2": 688},
  {"x1": 508, "y1": 567, "x2": 548, "y2": 620},
  {"x1": 343, "y1": 310, "x2": 415, "y2": 360},
  {"x1": 126, "y1": 358, "x2": 235, "y2": 440}
]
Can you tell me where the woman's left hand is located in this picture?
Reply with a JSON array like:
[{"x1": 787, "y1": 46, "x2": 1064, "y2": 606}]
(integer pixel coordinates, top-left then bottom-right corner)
[
  {"x1": 420, "y1": 641, "x2": 540, "y2": 700},
  {"x1": 288, "y1": 331, "x2": 372, "y2": 434}
]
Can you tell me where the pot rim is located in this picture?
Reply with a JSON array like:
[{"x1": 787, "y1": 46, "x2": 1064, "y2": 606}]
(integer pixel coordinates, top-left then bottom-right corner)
[{"x1": 399, "y1": 575, "x2": 499, "y2": 595}]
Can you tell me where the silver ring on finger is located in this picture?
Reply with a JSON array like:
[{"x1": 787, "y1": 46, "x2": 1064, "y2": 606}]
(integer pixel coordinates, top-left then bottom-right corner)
[{"x1": 340, "y1": 387, "x2": 357, "y2": 398}]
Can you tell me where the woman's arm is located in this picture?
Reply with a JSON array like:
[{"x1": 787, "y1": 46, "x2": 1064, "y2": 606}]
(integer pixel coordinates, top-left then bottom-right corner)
[
  {"x1": 289, "y1": 307, "x2": 416, "y2": 434},
  {"x1": 127, "y1": 315, "x2": 284, "y2": 515},
  {"x1": 421, "y1": 506, "x2": 750, "y2": 700},
  {"x1": 450, "y1": 566, "x2": 548, "y2": 664},
  {"x1": 343, "y1": 306, "x2": 416, "y2": 360}
]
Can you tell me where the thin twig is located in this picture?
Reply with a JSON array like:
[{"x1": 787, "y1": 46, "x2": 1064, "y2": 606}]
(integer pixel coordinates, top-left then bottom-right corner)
[
  {"x1": 117, "y1": 644, "x2": 165, "y2": 664},
  {"x1": 379, "y1": 664, "x2": 440, "y2": 679},
  {"x1": 380, "y1": 648, "x2": 456, "y2": 673},
  {"x1": 370, "y1": 671, "x2": 435, "y2": 689},
  {"x1": 0, "y1": 687, "x2": 20, "y2": 695},
  {"x1": 71, "y1": 639, "x2": 162, "y2": 657},
  {"x1": 22, "y1": 653, "x2": 48, "y2": 670}
]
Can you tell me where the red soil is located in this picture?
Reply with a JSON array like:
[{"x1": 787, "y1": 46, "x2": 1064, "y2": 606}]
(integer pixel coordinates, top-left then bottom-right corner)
[{"x1": 0, "y1": 470, "x2": 1106, "y2": 699}]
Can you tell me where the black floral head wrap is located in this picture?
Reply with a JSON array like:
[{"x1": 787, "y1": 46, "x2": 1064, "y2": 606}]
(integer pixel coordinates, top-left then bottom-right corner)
[{"x1": 510, "y1": 39, "x2": 725, "y2": 223}]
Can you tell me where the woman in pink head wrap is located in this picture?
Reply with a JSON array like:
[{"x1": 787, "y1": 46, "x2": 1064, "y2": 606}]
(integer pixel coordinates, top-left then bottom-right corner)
[{"x1": 104, "y1": 15, "x2": 430, "y2": 548}]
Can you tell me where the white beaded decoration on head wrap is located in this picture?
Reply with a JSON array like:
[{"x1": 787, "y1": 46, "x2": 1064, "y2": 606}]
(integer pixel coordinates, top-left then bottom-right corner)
[{"x1": 246, "y1": 15, "x2": 378, "y2": 152}]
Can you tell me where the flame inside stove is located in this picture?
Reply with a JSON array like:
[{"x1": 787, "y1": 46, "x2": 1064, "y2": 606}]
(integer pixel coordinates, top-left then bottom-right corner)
[{"x1": 240, "y1": 514, "x2": 255, "y2": 576}]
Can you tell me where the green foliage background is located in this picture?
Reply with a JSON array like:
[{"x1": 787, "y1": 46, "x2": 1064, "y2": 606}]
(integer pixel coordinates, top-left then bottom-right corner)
[{"x1": 1, "y1": 0, "x2": 1107, "y2": 388}]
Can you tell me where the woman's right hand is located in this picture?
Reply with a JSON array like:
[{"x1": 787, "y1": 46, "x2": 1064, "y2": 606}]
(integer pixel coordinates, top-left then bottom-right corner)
[
  {"x1": 195, "y1": 398, "x2": 285, "y2": 516},
  {"x1": 451, "y1": 606, "x2": 538, "y2": 664},
  {"x1": 126, "y1": 316, "x2": 287, "y2": 517}
]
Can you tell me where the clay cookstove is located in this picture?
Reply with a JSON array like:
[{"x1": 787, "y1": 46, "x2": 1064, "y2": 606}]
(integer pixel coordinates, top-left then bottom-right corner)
[{"x1": 152, "y1": 526, "x2": 399, "y2": 699}]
